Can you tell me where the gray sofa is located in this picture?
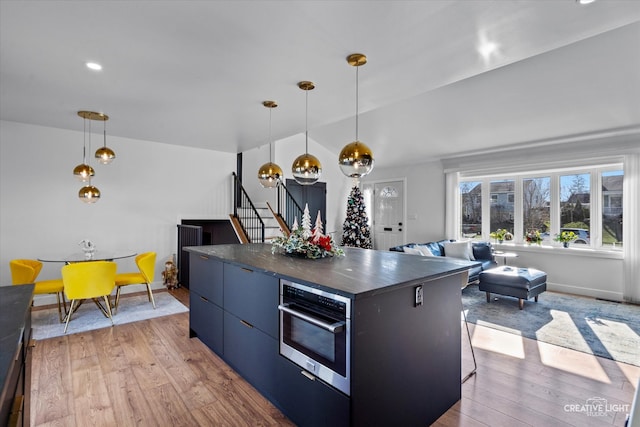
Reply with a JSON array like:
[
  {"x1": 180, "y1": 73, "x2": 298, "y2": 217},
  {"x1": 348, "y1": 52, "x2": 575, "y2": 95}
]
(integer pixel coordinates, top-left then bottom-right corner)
[{"x1": 389, "y1": 240, "x2": 497, "y2": 285}]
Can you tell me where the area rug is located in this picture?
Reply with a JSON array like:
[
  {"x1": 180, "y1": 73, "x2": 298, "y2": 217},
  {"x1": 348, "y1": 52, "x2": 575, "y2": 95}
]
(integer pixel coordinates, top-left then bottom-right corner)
[
  {"x1": 462, "y1": 285, "x2": 640, "y2": 367},
  {"x1": 32, "y1": 291, "x2": 188, "y2": 339}
]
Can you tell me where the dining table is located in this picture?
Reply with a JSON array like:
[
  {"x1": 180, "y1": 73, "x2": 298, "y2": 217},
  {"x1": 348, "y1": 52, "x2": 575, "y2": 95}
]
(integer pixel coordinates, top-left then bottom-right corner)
[
  {"x1": 37, "y1": 250, "x2": 137, "y2": 319},
  {"x1": 38, "y1": 250, "x2": 137, "y2": 264}
]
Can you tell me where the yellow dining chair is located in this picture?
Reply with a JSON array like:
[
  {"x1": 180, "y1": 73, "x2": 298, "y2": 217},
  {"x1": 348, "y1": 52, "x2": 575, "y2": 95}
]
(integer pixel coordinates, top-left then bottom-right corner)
[
  {"x1": 113, "y1": 251, "x2": 156, "y2": 313},
  {"x1": 61, "y1": 261, "x2": 117, "y2": 333},
  {"x1": 10, "y1": 259, "x2": 68, "y2": 322}
]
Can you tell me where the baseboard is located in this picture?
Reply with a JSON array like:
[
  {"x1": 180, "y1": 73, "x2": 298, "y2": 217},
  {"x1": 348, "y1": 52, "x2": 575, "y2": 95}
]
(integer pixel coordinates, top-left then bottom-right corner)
[
  {"x1": 547, "y1": 281, "x2": 623, "y2": 302},
  {"x1": 32, "y1": 281, "x2": 166, "y2": 307}
]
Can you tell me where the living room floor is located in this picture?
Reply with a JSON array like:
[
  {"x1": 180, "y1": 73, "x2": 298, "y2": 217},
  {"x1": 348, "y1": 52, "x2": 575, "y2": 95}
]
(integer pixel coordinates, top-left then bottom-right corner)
[{"x1": 29, "y1": 288, "x2": 639, "y2": 426}]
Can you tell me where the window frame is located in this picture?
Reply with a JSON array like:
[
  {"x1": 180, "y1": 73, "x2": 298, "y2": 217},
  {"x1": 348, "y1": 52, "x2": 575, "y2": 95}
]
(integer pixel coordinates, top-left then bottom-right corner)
[{"x1": 458, "y1": 163, "x2": 623, "y2": 251}]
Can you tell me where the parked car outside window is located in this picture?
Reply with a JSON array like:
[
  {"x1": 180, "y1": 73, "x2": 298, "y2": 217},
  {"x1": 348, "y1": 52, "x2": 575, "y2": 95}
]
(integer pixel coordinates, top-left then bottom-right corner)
[{"x1": 561, "y1": 228, "x2": 590, "y2": 244}]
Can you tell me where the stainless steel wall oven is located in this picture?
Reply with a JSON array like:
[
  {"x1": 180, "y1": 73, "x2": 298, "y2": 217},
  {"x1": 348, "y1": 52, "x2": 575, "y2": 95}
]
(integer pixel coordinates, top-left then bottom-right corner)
[{"x1": 278, "y1": 279, "x2": 351, "y2": 396}]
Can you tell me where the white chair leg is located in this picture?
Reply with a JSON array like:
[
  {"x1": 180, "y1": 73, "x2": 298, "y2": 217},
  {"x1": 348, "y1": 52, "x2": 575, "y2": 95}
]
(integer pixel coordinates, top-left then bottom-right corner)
[
  {"x1": 146, "y1": 283, "x2": 156, "y2": 309},
  {"x1": 64, "y1": 299, "x2": 77, "y2": 333}
]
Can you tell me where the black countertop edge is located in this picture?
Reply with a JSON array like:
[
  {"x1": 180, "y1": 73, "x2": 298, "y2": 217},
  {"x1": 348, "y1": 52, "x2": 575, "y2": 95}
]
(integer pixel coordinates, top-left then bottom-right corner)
[{"x1": 184, "y1": 244, "x2": 480, "y2": 299}]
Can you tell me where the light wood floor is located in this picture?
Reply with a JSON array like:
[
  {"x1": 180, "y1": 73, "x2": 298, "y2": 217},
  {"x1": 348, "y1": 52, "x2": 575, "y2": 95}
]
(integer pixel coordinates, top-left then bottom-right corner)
[{"x1": 29, "y1": 288, "x2": 639, "y2": 426}]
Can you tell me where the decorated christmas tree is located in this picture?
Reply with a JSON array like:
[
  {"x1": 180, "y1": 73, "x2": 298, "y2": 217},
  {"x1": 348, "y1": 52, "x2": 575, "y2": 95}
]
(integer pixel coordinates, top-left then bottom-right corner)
[{"x1": 341, "y1": 185, "x2": 372, "y2": 249}]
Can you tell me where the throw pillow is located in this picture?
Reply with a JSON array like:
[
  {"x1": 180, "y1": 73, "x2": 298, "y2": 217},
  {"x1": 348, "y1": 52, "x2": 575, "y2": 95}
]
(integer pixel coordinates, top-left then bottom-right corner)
[
  {"x1": 415, "y1": 244, "x2": 435, "y2": 256},
  {"x1": 442, "y1": 241, "x2": 473, "y2": 260},
  {"x1": 403, "y1": 247, "x2": 423, "y2": 256}
]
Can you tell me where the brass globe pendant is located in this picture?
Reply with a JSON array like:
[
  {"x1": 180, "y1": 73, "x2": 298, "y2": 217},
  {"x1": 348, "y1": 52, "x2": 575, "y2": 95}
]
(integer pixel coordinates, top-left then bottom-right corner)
[
  {"x1": 292, "y1": 81, "x2": 322, "y2": 185},
  {"x1": 338, "y1": 140, "x2": 374, "y2": 178},
  {"x1": 339, "y1": 53, "x2": 374, "y2": 178},
  {"x1": 258, "y1": 161, "x2": 283, "y2": 188},
  {"x1": 292, "y1": 153, "x2": 322, "y2": 185},
  {"x1": 73, "y1": 163, "x2": 95, "y2": 182},
  {"x1": 95, "y1": 146, "x2": 115, "y2": 164},
  {"x1": 78, "y1": 184, "x2": 101, "y2": 203},
  {"x1": 258, "y1": 101, "x2": 283, "y2": 188}
]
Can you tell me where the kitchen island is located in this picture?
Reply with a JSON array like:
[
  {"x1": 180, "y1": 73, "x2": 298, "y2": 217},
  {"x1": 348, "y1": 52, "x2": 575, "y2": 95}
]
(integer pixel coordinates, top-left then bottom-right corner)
[{"x1": 185, "y1": 243, "x2": 477, "y2": 427}]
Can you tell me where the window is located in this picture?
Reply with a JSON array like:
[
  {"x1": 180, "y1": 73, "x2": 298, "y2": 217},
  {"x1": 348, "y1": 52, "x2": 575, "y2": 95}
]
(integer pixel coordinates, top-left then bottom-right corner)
[
  {"x1": 460, "y1": 181, "x2": 482, "y2": 238},
  {"x1": 458, "y1": 165, "x2": 623, "y2": 250},
  {"x1": 523, "y1": 176, "x2": 550, "y2": 243},
  {"x1": 602, "y1": 170, "x2": 623, "y2": 248},
  {"x1": 490, "y1": 179, "x2": 514, "y2": 236}
]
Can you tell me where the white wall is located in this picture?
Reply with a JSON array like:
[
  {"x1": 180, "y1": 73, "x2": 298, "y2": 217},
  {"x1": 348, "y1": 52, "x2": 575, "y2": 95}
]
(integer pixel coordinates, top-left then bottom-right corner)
[
  {"x1": 361, "y1": 160, "x2": 447, "y2": 244},
  {"x1": 0, "y1": 120, "x2": 235, "y2": 303}
]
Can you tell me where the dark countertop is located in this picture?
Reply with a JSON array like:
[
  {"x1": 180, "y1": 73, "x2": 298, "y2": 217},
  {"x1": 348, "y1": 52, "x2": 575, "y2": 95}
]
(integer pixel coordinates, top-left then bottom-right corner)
[
  {"x1": 184, "y1": 243, "x2": 479, "y2": 298},
  {"x1": 0, "y1": 285, "x2": 34, "y2": 398}
]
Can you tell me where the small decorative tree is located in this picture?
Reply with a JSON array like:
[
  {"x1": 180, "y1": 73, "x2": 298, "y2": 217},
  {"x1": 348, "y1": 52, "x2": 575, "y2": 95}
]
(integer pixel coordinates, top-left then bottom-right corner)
[
  {"x1": 301, "y1": 203, "x2": 312, "y2": 239},
  {"x1": 341, "y1": 185, "x2": 372, "y2": 249},
  {"x1": 312, "y1": 211, "x2": 324, "y2": 243}
]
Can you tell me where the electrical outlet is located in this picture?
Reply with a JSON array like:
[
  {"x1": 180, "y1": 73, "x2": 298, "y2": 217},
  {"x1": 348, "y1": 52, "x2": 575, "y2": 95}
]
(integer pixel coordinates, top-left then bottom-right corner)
[{"x1": 414, "y1": 285, "x2": 423, "y2": 307}]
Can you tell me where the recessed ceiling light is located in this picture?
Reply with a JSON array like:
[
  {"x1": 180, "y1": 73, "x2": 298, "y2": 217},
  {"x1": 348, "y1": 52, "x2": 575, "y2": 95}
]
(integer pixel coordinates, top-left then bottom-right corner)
[
  {"x1": 576, "y1": 0, "x2": 596, "y2": 4},
  {"x1": 478, "y1": 41, "x2": 498, "y2": 60},
  {"x1": 86, "y1": 62, "x2": 102, "y2": 71}
]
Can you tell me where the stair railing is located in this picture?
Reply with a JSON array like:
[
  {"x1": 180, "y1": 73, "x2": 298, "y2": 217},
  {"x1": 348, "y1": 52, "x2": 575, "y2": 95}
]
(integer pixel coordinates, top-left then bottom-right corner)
[
  {"x1": 277, "y1": 181, "x2": 304, "y2": 231},
  {"x1": 231, "y1": 172, "x2": 265, "y2": 243}
]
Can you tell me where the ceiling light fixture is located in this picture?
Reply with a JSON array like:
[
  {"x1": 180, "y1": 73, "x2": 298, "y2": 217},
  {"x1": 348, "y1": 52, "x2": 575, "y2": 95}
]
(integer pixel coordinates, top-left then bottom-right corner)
[
  {"x1": 86, "y1": 62, "x2": 102, "y2": 71},
  {"x1": 94, "y1": 113, "x2": 115, "y2": 164},
  {"x1": 74, "y1": 111, "x2": 106, "y2": 203},
  {"x1": 576, "y1": 0, "x2": 596, "y2": 4},
  {"x1": 258, "y1": 100, "x2": 283, "y2": 188},
  {"x1": 292, "y1": 81, "x2": 322, "y2": 185},
  {"x1": 339, "y1": 53, "x2": 374, "y2": 179}
]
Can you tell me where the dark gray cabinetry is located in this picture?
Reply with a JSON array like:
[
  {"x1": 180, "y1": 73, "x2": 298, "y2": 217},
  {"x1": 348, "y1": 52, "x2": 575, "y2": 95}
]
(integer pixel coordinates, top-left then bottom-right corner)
[
  {"x1": 275, "y1": 356, "x2": 350, "y2": 427},
  {"x1": 223, "y1": 264, "x2": 278, "y2": 338},
  {"x1": 189, "y1": 254, "x2": 224, "y2": 355}
]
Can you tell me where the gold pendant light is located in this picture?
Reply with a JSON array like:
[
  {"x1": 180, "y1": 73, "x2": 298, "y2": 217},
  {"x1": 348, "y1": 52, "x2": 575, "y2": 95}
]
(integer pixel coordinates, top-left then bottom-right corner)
[
  {"x1": 94, "y1": 112, "x2": 115, "y2": 164},
  {"x1": 257, "y1": 100, "x2": 283, "y2": 188},
  {"x1": 74, "y1": 111, "x2": 105, "y2": 203},
  {"x1": 338, "y1": 53, "x2": 374, "y2": 178},
  {"x1": 292, "y1": 81, "x2": 322, "y2": 185},
  {"x1": 78, "y1": 185, "x2": 101, "y2": 203},
  {"x1": 73, "y1": 111, "x2": 96, "y2": 182}
]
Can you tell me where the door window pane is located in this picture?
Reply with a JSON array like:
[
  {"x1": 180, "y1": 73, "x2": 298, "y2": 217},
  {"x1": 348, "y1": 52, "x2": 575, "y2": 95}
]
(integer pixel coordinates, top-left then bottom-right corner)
[
  {"x1": 460, "y1": 181, "x2": 481, "y2": 238},
  {"x1": 602, "y1": 170, "x2": 623, "y2": 248},
  {"x1": 523, "y1": 177, "x2": 551, "y2": 243},
  {"x1": 490, "y1": 180, "x2": 514, "y2": 237}
]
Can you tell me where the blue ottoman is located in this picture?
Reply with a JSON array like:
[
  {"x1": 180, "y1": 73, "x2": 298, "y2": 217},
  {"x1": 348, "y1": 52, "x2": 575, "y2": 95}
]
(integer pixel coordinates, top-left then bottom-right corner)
[{"x1": 479, "y1": 266, "x2": 547, "y2": 310}]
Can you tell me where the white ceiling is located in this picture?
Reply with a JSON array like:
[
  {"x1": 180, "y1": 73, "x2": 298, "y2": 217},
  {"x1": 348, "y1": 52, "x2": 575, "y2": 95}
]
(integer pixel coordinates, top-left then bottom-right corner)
[{"x1": 1, "y1": 1, "x2": 639, "y2": 168}]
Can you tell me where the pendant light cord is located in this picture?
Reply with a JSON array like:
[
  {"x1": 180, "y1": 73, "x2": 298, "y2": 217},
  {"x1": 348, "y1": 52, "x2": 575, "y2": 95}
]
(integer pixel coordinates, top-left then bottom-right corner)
[
  {"x1": 305, "y1": 88, "x2": 309, "y2": 154},
  {"x1": 355, "y1": 65, "x2": 359, "y2": 141},
  {"x1": 269, "y1": 107, "x2": 273, "y2": 163},
  {"x1": 82, "y1": 117, "x2": 87, "y2": 163}
]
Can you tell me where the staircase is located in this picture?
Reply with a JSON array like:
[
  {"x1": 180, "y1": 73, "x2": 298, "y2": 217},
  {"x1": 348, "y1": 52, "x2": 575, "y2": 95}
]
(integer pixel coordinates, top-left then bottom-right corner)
[{"x1": 229, "y1": 172, "x2": 289, "y2": 243}]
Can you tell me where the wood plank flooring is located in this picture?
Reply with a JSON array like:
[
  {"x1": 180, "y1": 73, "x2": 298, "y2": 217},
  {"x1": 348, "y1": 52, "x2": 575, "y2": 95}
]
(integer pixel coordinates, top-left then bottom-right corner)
[{"x1": 29, "y1": 288, "x2": 639, "y2": 426}]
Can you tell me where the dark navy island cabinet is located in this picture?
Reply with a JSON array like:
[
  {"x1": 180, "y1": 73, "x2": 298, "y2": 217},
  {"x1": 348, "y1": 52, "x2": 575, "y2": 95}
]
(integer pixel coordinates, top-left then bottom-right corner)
[{"x1": 186, "y1": 244, "x2": 469, "y2": 427}]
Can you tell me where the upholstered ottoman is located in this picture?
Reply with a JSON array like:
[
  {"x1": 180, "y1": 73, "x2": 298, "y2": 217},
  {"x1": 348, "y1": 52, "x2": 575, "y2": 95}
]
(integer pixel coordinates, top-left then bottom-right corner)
[{"x1": 479, "y1": 266, "x2": 547, "y2": 310}]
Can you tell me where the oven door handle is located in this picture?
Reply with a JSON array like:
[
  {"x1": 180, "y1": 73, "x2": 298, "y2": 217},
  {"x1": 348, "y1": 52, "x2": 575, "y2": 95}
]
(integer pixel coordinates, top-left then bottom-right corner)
[{"x1": 278, "y1": 303, "x2": 345, "y2": 333}]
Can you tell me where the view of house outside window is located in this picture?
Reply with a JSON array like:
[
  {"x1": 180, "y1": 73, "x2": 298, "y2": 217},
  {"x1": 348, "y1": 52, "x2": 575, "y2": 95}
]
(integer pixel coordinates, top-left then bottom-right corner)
[
  {"x1": 460, "y1": 181, "x2": 481, "y2": 238},
  {"x1": 490, "y1": 179, "x2": 514, "y2": 238},
  {"x1": 560, "y1": 173, "x2": 591, "y2": 245},
  {"x1": 458, "y1": 165, "x2": 623, "y2": 250}
]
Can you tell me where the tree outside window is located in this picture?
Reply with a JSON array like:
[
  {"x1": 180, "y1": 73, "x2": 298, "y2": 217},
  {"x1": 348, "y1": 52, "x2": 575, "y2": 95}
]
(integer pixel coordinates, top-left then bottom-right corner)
[
  {"x1": 602, "y1": 170, "x2": 623, "y2": 248},
  {"x1": 523, "y1": 177, "x2": 550, "y2": 242},
  {"x1": 460, "y1": 181, "x2": 481, "y2": 238}
]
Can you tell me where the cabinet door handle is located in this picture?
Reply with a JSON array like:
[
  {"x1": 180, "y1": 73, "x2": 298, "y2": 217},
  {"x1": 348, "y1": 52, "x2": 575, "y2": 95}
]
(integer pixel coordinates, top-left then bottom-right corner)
[
  {"x1": 199, "y1": 255, "x2": 209, "y2": 260},
  {"x1": 200, "y1": 296, "x2": 209, "y2": 303},
  {"x1": 240, "y1": 319, "x2": 254, "y2": 329},
  {"x1": 301, "y1": 371, "x2": 316, "y2": 381},
  {"x1": 241, "y1": 267, "x2": 253, "y2": 274}
]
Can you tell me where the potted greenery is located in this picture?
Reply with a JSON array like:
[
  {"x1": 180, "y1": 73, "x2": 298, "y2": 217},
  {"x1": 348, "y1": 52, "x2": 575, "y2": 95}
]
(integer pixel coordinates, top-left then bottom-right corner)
[
  {"x1": 490, "y1": 228, "x2": 509, "y2": 243},
  {"x1": 554, "y1": 230, "x2": 577, "y2": 248},
  {"x1": 525, "y1": 230, "x2": 543, "y2": 245}
]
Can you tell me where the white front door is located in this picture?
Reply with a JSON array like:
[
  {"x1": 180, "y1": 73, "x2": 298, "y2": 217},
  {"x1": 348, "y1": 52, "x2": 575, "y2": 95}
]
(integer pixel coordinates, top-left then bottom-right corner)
[{"x1": 364, "y1": 180, "x2": 405, "y2": 250}]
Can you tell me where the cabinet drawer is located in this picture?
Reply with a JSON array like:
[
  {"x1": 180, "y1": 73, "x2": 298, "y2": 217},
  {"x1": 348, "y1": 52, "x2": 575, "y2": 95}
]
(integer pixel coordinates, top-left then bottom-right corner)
[
  {"x1": 223, "y1": 264, "x2": 279, "y2": 338},
  {"x1": 190, "y1": 292, "x2": 223, "y2": 356},
  {"x1": 275, "y1": 356, "x2": 350, "y2": 427},
  {"x1": 189, "y1": 255, "x2": 223, "y2": 306},
  {"x1": 223, "y1": 311, "x2": 279, "y2": 399}
]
